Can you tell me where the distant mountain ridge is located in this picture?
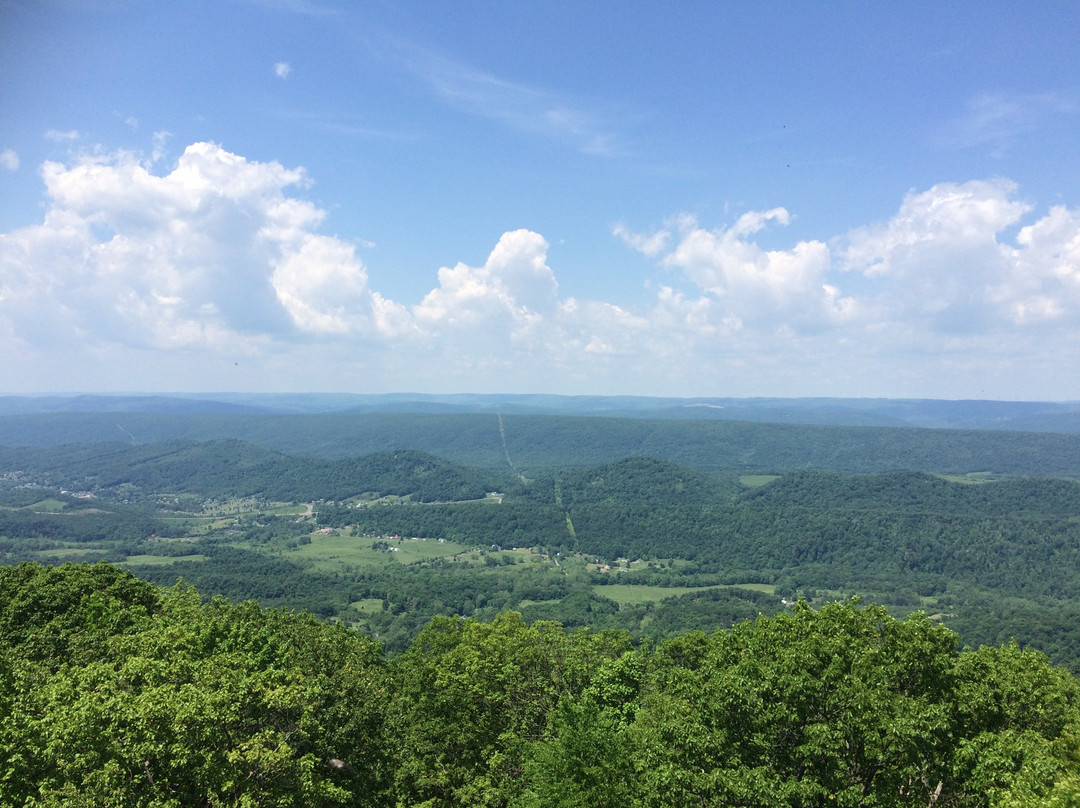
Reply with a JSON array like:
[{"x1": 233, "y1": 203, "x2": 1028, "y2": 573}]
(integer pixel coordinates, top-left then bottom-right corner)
[
  {"x1": 3, "y1": 412, "x2": 1080, "y2": 477},
  {"x1": 3, "y1": 392, "x2": 1080, "y2": 431}
]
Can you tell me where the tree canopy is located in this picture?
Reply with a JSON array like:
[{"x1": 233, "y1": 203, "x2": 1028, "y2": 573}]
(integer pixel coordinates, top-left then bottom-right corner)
[{"x1": 3, "y1": 563, "x2": 1080, "y2": 807}]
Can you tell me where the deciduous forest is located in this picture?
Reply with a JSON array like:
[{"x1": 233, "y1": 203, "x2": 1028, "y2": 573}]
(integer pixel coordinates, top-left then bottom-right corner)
[{"x1": 4, "y1": 563, "x2": 1080, "y2": 807}]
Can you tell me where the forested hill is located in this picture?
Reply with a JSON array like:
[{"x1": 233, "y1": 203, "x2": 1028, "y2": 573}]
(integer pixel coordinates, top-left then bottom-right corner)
[
  {"x1": 3, "y1": 411, "x2": 1080, "y2": 475},
  {"x1": 739, "y1": 469, "x2": 1080, "y2": 517},
  {"x1": 0, "y1": 440, "x2": 506, "y2": 502}
]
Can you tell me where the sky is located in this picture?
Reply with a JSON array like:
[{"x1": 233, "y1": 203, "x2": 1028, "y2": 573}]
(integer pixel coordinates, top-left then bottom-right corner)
[{"x1": 1, "y1": 1, "x2": 1079, "y2": 400}]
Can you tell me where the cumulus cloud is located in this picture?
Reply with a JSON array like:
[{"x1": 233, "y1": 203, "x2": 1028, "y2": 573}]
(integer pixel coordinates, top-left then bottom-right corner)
[
  {"x1": 414, "y1": 229, "x2": 558, "y2": 346},
  {"x1": 1003, "y1": 205, "x2": 1080, "y2": 324},
  {"x1": 842, "y1": 180, "x2": 1029, "y2": 278},
  {"x1": 0, "y1": 149, "x2": 17, "y2": 170},
  {"x1": 621, "y1": 209, "x2": 849, "y2": 332},
  {"x1": 836, "y1": 180, "x2": 1069, "y2": 334},
  {"x1": 4, "y1": 138, "x2": 1080, "y2": 396},
  {"x1": 0, "y1": 142, "x2": 388, "y2": 354},
  {"x1": 274, "y1": 61, "x2": 291, "y2": 79},
  {"x1": 663, "y1": 209, "x2": 829, "y2": 302},
  {"x1": 613, "y1": 183, "x2": 1080, "y2": 394}
]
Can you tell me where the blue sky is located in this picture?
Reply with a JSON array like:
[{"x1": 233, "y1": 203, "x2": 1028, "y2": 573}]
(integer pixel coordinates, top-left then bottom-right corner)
[{"x1": 2, "y1": 0, "x2": 1079, "y2": 399}]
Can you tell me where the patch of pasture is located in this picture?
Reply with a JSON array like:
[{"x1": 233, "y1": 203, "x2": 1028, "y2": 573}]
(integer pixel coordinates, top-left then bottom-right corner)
[
  {"x1": 935, "y1": 472, "x2": 998, "y2": 484},
  {"x1": 122, "y1": 554, "x2": 207, "y2": 566},
  {"x1": 518, "y1": 598, "x2": 561, "y2": 608},
  {"x1": 596, "y1": 584, "x2": 719, "y2": 605},
  {"x1": 290, "y1": 533, "x2": 476, "y2": 572},
  {"x1": 597, "y1": 582, "x2": 777, "y2": 606},
  {"x1": 350, "y1": 598, "x2": 386, "y2": 615},
  {"x1": 158, "y1": 515, "x2": 217, "y2": 527},
  {"x1": 725, "y1": 582, "x2": 776, "y2": 594},
  {"x1": 34, "y1": 547, "x2": 107, "y2": 559},
  {"x1": 263, "y1": 503, "x2": 310, "y2": 515},
  {"x1": 739, "y1": 475, "x2": 781, "y2": 488},
  {"x1": 26, "y1": 498, "x2": 69, "y2": 512}
]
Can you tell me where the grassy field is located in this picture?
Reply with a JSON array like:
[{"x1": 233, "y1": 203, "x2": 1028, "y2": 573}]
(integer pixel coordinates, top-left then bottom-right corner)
[
  {"x1": 518, "y1": 598, "x2": 561, "y2": 608},
  {"x1": 158, "y1": 515, "x2": 217, "y2": 529},
  {"x1": 350, "y1": 597, "x2": 386, "y2": 615},
  {"x1": 121, "y1": 554, "x2": 208, "y2": 566},
  {"x1": 24, "y1": 498, "x2": 70, "y2": 512},
  {"x1": 35, "y1": 547, "x2": 108, "y2": 559},
  {"x1": 263, "y1": 503, "x2": 311, "y2": 515},
  {"x1": 289, "y1": 533, "x2": 482, "y2": 572},
  {"x1": 738, "y1": 475, "x2": 781, "y2": 488},
  {"x1": 596, "y1": 582, "x2": 777, "y2": 606},
  {"x1": 935, "y1": 472, "x2": 998, "y2": 484}
]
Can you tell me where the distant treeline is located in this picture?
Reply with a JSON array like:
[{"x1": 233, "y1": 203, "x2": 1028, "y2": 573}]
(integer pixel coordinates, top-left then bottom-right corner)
[{"x1": 4, "y1": 411, "x2": 1080, "y2": 474}]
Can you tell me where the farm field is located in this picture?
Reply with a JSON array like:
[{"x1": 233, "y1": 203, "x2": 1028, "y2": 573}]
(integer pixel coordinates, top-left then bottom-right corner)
[
  {"x1": 595, "y1": 582, "x2": 777, "y2": 606},
  {"x1": 121, "y1": 553, "x2": 207, "y2": 566},
  {"x1": 289, "y1": 532, "x2": 484, "y2": 571},
  {"x1": 33, "y1": 546, "x2": 107, "y2": 559}
]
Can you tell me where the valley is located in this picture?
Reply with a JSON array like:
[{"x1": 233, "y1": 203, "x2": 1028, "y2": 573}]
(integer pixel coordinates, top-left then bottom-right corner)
[{"x1": 4, "y1": 409, "x2": 1080, "y2": 664}]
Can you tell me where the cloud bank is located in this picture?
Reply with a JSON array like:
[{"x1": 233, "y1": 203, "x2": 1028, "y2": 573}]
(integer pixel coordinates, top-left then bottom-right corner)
[{"x1": 2, "y1": 142, "x2": 1079, "y2": 397}]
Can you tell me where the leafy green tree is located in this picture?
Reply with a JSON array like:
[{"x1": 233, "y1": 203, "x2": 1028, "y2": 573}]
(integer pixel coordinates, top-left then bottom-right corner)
[
  {"x1": 952, "y1": 642, "x2": 1080, "y2": 807},
  {"x1": 388, "y1": 612, "x2": 630, "y2": 808},
  {"x1": 633, "y1": 601, "x2": 960, "y2": 806},
  {"x1": 0, "y1": 565, "x2": 390, "y2": 808},
  {"x1": 0, "y1": 561, "x2": 159, "y2": 669},
  {"x1": 517, "y1": 649, "x2": 645, "y2": 808}
]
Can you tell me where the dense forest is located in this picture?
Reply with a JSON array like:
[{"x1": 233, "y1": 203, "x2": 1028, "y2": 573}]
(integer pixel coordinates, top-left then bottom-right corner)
[
  {"x1": 5, "y1": 410, "x2": 1080, "y2": 474},
  {"x1": 3, "y1": 562, "x2": 1080, "y2": 807}
]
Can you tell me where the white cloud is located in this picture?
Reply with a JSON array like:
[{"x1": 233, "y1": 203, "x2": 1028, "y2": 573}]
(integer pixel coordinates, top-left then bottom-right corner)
[
  {"x1": 611, "y1": 183, "x2": 1080, "y2": 395},
  {"x1": 0, "y1": 142, "x2": 387, "y2": 353},
  {"x1": 0, "y1": 149, "x2": 17, "y2": 171},
  {"x1": 414, "y1": 229, "x2": 558, "y2": 346},
  {"x1": 271, "y1": 234, "x2": 376, "y2": 334},
  {"x1": 4, "y1": 140, "x2": 1080, "y2": 397},
  {"x1": 1002, "y1": 204, "x2": 1080, "y2": 324},
  {"x1": 44, "y1": 129, "x2": 80, "y2": 142},
  {"x1": 274, "y1": 61, "x2": 291, "y2": 79},
  {"x1": 842, "y1": 180, "x2": 1029, "y2": 278},
  {"x1": 634, "y1": 209, "x2": 848, "y2": 332},
  {"x1": 613, "y1": 222, "x2": 668, "y2": 257},
  {"x1": 839, "y1": 180, "x2": 1041, "y2": 333}
]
